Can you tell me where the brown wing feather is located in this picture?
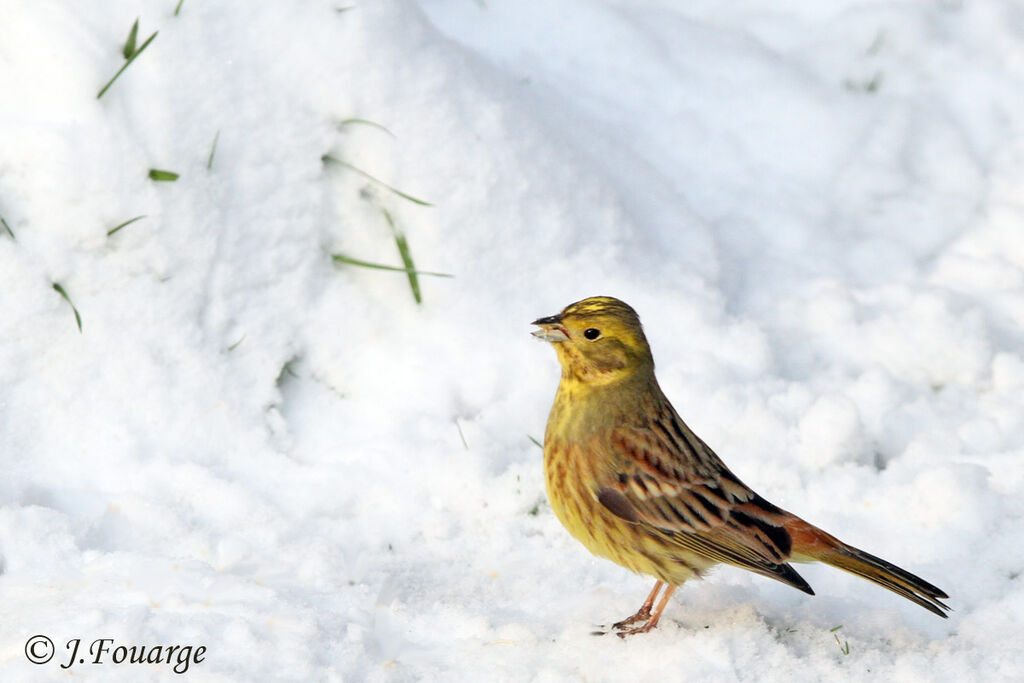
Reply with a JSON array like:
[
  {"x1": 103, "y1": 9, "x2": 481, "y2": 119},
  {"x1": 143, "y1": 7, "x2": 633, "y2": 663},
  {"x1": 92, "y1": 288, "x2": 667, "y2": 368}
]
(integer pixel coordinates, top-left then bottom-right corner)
[{"x1": 598, "y1": 403, "x2": 814, "y2": 594}]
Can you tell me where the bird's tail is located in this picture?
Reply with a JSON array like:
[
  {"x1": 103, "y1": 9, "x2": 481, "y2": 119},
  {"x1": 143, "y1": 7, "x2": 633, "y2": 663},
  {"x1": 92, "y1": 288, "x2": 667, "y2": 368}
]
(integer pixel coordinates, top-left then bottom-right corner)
[{"x1": 785, "y1": 518, "x2": 951, "y2": 618}]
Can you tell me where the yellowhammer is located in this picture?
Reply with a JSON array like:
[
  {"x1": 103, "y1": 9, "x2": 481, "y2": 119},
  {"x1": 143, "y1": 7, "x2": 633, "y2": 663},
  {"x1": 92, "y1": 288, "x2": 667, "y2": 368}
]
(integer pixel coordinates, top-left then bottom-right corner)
[{"x1": 533, "y1": 296, "x2": 949, "y2": 636}]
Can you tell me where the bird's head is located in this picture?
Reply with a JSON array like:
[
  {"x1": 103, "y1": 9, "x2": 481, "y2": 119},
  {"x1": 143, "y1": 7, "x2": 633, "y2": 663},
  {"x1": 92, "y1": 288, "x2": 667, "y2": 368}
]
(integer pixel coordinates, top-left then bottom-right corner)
[{"x1": 532, "y1": 296, "x2": 653, "y2": 384}]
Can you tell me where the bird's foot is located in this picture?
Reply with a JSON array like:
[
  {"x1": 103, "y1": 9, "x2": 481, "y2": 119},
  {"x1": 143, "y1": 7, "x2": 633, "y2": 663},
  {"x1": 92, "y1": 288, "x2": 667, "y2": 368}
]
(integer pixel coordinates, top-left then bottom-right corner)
[
  {"x1": 590, "y1": 605, "x2": 653, "y2": 636},
  {"x1": 614, "y1": 618, "x2": 659, "y2": 638},
  {"x1": 592, "y1": 582, "x2": 676, "y2": 637},
  {"x1": 612, "y1": 605, "x2": 653, "y2": 630},
  {"x1": 591, "y1": 613, "x2": 664, "y2": 637}
]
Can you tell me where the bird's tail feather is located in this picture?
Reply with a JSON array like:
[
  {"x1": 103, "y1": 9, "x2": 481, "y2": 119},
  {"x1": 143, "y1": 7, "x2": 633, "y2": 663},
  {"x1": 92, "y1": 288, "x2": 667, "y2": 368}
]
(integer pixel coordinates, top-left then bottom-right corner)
[{"x1": 786, "y1": 520, "x2": 950, "y2": 618}]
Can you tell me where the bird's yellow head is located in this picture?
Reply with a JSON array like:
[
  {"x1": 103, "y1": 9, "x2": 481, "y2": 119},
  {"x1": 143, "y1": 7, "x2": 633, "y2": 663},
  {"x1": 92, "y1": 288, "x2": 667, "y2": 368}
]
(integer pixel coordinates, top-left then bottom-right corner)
[{"x1": 532, "y1": 296, "x2": 653, "y2": 384}]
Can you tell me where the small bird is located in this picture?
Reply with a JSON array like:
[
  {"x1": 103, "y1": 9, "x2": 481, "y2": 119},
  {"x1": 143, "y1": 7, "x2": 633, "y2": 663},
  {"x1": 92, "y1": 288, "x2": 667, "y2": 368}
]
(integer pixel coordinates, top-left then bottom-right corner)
[{"x1": 532, "y1": 296, "x2": 949, "y2": 636}]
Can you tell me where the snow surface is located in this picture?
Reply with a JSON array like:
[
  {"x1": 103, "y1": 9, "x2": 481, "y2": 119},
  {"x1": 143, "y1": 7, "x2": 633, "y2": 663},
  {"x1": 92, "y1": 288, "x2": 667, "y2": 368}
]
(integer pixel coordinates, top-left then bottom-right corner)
[{"x1": 2, "y1": 0, "x2": 1023, "y2": 680}]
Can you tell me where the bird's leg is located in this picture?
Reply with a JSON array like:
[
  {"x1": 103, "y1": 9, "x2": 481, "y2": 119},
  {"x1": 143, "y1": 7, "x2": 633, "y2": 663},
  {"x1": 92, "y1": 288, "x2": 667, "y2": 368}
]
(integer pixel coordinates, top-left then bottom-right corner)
[
  {"x1": 612, "y1": 581, "x2": 664, "y2": 630},
  {"x1": 616, "y1": 585, "x2": 677, "y2": 637}
]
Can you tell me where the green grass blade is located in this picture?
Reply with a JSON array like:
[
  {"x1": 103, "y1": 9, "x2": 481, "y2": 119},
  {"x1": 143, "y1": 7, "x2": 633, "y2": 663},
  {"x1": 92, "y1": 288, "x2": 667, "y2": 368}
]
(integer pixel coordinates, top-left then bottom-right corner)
[
  {"x1": 392, "y1": 233, "x2": 421, "y2": 303},
  {"x1": 123, "y1": 19, "x2": 139, "y2": 59},
  {"x1": 331, "y1": 253, "x2": 452, "y2": 278},
  {"x1": 52, "y1": 283, "x2": 82, "y2": 332},
  {"x1": 1, "y1": 216, "x2": 14, "y2": 240},
  {"x1": 339, "y1": 118, "x2": 395, "y2": 137},
  {"x1": 382, "y1": 209, "x2": 421, "y2": 303},
  {"x1": 207, "y1": 130, "x2": 220, "y2": 170},
  {"x1": 107, "y1": 214, "x2": 147, "y2": 237},
  {"x1": 97, "y1": 30, "x2": 158, "y2": 99},
  {"x1": 528, "y1": 435, "x2": 543, "y2": 449},
  {"x1": 148, "y1": 169, "x2": 179, "y2": 182},
  {"x1": 175, "y1": 0, "x2": 185, "y2": 16},
  {"x1": 321, "y1": 155, "x2": 432, "y2": 206},
  {"x1": 454, "y1": 419, "x2": 469, "y2": 450}
]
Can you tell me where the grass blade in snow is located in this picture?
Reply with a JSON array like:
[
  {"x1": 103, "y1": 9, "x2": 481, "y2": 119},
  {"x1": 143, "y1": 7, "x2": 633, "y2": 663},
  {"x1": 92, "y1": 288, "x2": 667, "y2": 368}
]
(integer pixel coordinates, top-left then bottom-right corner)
[
  {"x1": 149, "y1": 169, "x2": 179, "y2": 181},
  {"x1": 207, "y1": 130, "x2": 220, "y2": 170},
  {"x1": 53, "y1": 283, "x2": 82, "y2": 332},
  {"x1": 339, "y1": 118, "x2": 395, "y2": 138},
  {"x1": 382, "y1": 209, "x2": 422, "y2": 303},
  {"x1": 97, "y1": 30, "x2": 158, "y2": 99},
  {"x1": 332, "y1": 253, "x2": 452, "y2": 279},
  {"x1": 123, "y1": 19, "x2": 139, "y2": 59},
  {"x1": 322, "y1": 155, "x2": 432, "y2": 206},
  {"x1": 107, "y1": 215, "x2": 146, "y2": 237}
]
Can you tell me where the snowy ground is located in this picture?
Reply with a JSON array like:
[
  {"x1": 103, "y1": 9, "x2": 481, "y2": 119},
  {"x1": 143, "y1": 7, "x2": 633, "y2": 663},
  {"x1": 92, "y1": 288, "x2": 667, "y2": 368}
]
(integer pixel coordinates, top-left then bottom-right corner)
[{"x1": 2, "y1": 0, "x2": 1023, "y2": 680}]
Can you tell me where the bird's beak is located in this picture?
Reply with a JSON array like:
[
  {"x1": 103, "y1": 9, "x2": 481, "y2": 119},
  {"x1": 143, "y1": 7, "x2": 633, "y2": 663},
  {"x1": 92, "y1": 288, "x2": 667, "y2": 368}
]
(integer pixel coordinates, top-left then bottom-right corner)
[{"x1": 531, "y1": 314, "x2": 569, "y2": 342}]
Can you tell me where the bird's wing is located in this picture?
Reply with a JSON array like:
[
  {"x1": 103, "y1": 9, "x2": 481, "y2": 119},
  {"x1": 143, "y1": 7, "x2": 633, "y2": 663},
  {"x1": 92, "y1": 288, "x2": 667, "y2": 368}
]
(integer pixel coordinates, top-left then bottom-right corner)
[{"x1": 596, "y1": 406, "x2": 814, "y2": 593}]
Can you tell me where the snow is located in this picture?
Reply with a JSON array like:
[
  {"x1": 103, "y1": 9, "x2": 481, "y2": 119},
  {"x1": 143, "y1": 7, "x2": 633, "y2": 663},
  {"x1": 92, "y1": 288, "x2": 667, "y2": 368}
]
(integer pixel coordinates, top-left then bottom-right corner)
[{"x1": 2, "y1": 0, "x2": 1023, "y2": 679}]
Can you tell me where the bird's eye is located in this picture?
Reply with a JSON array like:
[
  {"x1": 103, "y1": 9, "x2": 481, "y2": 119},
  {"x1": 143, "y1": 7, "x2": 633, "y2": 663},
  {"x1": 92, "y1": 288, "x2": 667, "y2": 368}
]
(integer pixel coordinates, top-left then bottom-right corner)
[{"x1": 583, "y1": 328, "x2": 601, "y2": 340}]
